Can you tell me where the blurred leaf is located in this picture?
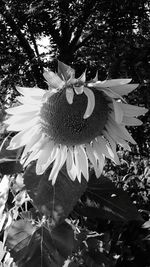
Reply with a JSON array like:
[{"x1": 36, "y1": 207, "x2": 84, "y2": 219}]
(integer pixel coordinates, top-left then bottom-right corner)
[
  {"x1": 0, "y1": 158, "x2": 23, "y2": 175},
  {"x1": 5, "y1": 219, "x2": 36, "y2": 262},
  {"x1": 78, "y1": 172, "x2": 143, "y2": 222},
  {"x1": 83, "y1": 251, "x2": 110, "y2": 267},
  {"x1": 51, "y1": 222, "x2": 75, "y2": 258},
  {"x1": 24, "y1": 162, "x2": 87, "y2": 224},
  {"x1": 6, "y1": 221, "x2": 75, "y2": 267},
  {"x1": 19, "y1": 226, "x2": 65, "y2": 267}
]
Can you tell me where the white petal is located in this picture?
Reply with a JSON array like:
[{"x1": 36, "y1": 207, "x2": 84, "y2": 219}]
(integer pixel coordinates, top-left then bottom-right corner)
[
  {"x1": 5, "y1": 111, "x2": 38, "y2": 125},
  {"x1": 74, "y1": 146, "x2": 82, "y2": 182},
  {"x1": 16, "y1": 86, "x2": 45, "y2": 97},
  {"x1": 49, "y1": 145, "x2": 67, "y2": 185},
  {"x1": 97, "y1": 136, "x2": 120, "y2": 164},
  {"x1": 106, "y1": 118, "x2": 136, "y2": 144},
  {"x1": 86, "y1": 143, "x2": 97, "y2": 168},
  {"x1": 74, "y1": 86, "x2": 84, "y2": 95},
  {"x1": 21, "y1": 127, "x2": 42, "y2": 159},
  {"x1": 117, "y1": 138, "x2": 131, "y2": 151},
  {"x1": 77, "y1": 71, "x2": 86, "y2": 83},
  {"x1": 66, "y1": 88, "x2": 74, "y2": 104},
  {"x1": 122, "y1": 116, "x2": 143, "y2": 126},
  {"x1": 93, "y1": 140, "x2": 105, "y2": 172},
  {"x1": 43, "y1": 70, "x2": 65, "y2": 89},
  {"x1": 83, "y1": 87, "x2": 95, "y2": 119},
  {"x1": 76, "y1": 145, "x2": 89, "y2": 181},
  {"x1": 66, "y1": 148, "x2": 77, "y2": 181},
  {"x1": 42, "y1": 90, "x2": 56, "y2": 103},
  {"x1": 118, "y1": 103, "x2": 148, "y2": 117},
  {"x1": 24, "y1": 151, "x2": 40, "y2": 166},
  {"x1": 100, "y1": 87, "x2": 125, "y2": 100},
  {"x1": 94, "y1": 79, "x2": 132, "y2": 88},
  {"x1": 104, "y1": 127, "x2": 131, "y2": 151},
  {"x1": 23, "y1": 135, "x2": 49, "y2": 167},
  {"x1": 110, "y1": 84, "x2": 138, "y2": 96},
  {"x1": 7, "y1": 127, "x2": 35, "y2": 150},
  {"x1": 103, "y1": 130, "x2": 120, "y2": 162},
  {"x1": 16, "y1": 95, "x2": 42, "y2": 105},
  {"x1": 112, "y1": 99, "x2": 124, "y2": 123},
  {"x1": 7, "y1": 117, "x2": 39, "y2": 132},
  {"x1": 6, "y1": 104, "x2": 40, "y2": 115},
  {"x1": 58, "y1": 60, "x2": 75, "y2": 81},
  {"x1": 36, "y1": 141, "x2": 55, "y2": 175},
  {"x1": 92, "y1": 71, "x2": 98, "y2": 82}
]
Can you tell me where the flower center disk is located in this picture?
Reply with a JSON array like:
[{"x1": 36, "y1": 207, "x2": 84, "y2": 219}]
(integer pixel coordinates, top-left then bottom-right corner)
[{"x1": 40, "y1": 87, "x2": 109, "y2": 145}]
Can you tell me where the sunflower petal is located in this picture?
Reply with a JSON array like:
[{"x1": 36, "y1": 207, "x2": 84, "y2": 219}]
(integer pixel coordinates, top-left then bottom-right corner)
[
  {"x1": 74, "y1": 146, "x2": 82, "y2": 182},
  {"x1": 77, "y1": 71, "x2": 86, "y2": 83},
  {"x1": 16, "y1": 87, "x2": 45, "y2": 97},
  {"x1": 118, "y1": 103, "x2": 148, "y2": 117},
  {"x1": 122, "y1": 116, "x2": 143, "y2": 126},
  {"x1": 110, "y1": 84, "x2": 138, "y2": 96},
  {"x1": 21, "y1": 127, "x2": 42, "y2": 160},
  {"x1": 7, "y1": 127, "x2": 35, "y2": 150},
  {"x1": 66, "y1": 148, "x2": 77, "y2": 181},
  {"x1": 83, "y1": 87, "x2": 95, "y2": 119},
  {"x1": 7, "y1": 117, "x2": 39, "y2": 132},
  {"x1": 49, "y1": 145, "x2": 67, "y2": 185},
  {"x1": 58, "y1": 61, "x2": 75, "y2": 81},
  {"x1": 77, "y1": 145, "x2": 89, "y2": 181},
  {"x1": 66, "y1": 88, "x2": 74, "y2": 104},
  {"x1": 36, "y1": 141, "x2": 55, "y2": 175},
  {"x1": 97, "y1": 136, "x2": 120, "y2": 164},
  {"x1": 86, "y1": 143, "x2": 97, "y2": 168},
  {"x1": 6, "y1": 105, "x2": 40, "y2": 115},
  {"x1": 94, "y1": 79, "x2": 132, "y2": 88},
  {"x1": 43, "y1": 70, "x2": 65, "y2": 89},
  {"x1": 112, "y1": 100, "x2": 124, "y2": 123},
  {"x1": 93, "y1": 140, "x2": 105, "y2": 172},
  {"x1": 74, "y1": 86, "x2": 84, "y2": 95}
]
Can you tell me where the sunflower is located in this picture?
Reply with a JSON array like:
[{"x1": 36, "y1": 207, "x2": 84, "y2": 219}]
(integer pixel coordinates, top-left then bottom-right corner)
[{"x1": 5, "y1": 61, "x2": 148, "y2": 184}]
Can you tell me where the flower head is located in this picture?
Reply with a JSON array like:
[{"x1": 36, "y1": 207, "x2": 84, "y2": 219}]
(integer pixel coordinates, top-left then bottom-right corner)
[{"x1": 5, "y1": 61, "x2": 148, "y2": 184}]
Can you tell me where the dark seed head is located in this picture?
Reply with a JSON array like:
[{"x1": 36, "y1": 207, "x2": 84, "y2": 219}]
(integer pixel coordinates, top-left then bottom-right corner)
[{"x1": 40, "y1": 87, "x2": 109, "y2": 146}]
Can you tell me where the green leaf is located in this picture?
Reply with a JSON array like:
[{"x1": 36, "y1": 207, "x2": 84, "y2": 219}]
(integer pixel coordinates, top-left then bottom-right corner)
[
  {"x1": 7, "y1": 222, "x2": 75, "y2": 267},
  {"x1": 23, "y1": 162, "x2": 87, "y2": 224},
  {"x1": 5, "y1": 219, "x2": 36, "y2": 262},
  {"x1": 79, "y1": 171, "x2": 143, "y2": 222},
  {"x1": 20, "y1": 227, "x2": 65, "y2": 267},
  {"x1": 0, "y1": 158, "x2": 23, "y2": 175},
  {"x1": 52, "y1": 222, "x2": 75, "y2": 258}
]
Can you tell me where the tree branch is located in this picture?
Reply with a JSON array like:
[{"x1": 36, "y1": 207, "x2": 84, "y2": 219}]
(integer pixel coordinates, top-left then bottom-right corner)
[{"x1": 69, "y1": 0, "x2": 98, "y2": 50}]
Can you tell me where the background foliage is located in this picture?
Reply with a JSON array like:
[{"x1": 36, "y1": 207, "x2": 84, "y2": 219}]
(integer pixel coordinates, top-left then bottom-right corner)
[{"x1": 0, "y1": 0, "x2": 150, "y2": 266}]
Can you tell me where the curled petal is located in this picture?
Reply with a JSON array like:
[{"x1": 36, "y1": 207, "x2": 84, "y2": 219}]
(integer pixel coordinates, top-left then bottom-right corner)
[
  {"x1": 77, "y1": 71, "x2": 86, "y2": 83},
  {"x1": 92, "y1": 71, "x2": 98, "y2": 82},
  {"x1": 43, "y1": 70, "x2": 65, "y2": 89},
  {"x1": 66, "y1": 88, "x2": 74, "y2": 104},
  {"x1": 74, "y1": 86, "x2": 84, "y2": 95},
  {"x1": 58, "y1": 60, "x2": 75, "y2": 81},
  {"x1": 83, "y1": 87, "x2": 95, "y2": 119}
]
